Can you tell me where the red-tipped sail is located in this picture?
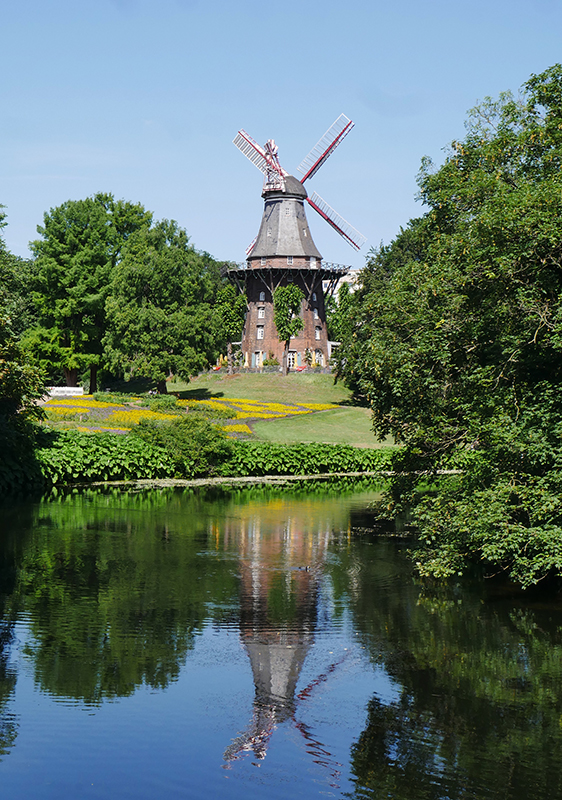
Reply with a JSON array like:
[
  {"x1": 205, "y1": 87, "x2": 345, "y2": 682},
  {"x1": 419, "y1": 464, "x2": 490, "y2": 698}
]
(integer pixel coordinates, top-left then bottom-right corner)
[
  {"x1": 297, "y1": 115, "x2": 354, "y2": 183},
  {"x1": 307, "y1": 192, "x2": 366, "y2": 251}
]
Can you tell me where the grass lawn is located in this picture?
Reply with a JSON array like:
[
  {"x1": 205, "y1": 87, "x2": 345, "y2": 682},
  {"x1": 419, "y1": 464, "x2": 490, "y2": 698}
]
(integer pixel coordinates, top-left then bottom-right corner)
[
  {"x1": 252, "y1": 406, "x2": 392, "y2": 448},
  {"x1": 167, "y1": 372, "x2": 352, "y2": 405},
  {"x1": 98, "y1": 372, "x2": 395, "y2": 449}
]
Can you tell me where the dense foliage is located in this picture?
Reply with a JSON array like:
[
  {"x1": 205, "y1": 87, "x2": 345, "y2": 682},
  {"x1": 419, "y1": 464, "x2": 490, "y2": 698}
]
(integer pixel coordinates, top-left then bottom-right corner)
[
  {"x1": 335, "y1": 65, "x2": 562, "y2": 587},
  {"x1": 33, "y1": 426, "x2": 391, "y2": 488},
  {"x1": 21, "y1": 195, "x2": 228, "y2": 393},
  {"x1": 104, "y1": 220, "x2": 223, "y2": 392},
  {"x1": 28, "y1": 193, "x2": 152, "y2": 391},
  {"x1": 130, "y1": 416, "x2": 233, "y2": 478},
  {"x1": 37, "y1": 430, "x2": 176, "y2": 485},
  {"x1": 0, "y1": 211, "x2": 46, "y2": 494},
  {"x1": 219, "y1": 441, "x2": 391, "y2": 477},
  {"x1": 273, "y1": 285, "x2": 304, "y2": 375},
  {"x1": 214, "y1": 283, "x2": 247, "y2": 374}
]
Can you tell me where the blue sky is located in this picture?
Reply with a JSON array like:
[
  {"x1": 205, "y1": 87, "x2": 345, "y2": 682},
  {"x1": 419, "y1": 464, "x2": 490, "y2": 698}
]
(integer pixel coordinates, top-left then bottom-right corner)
[{"x1": 2, "y1": 0, "x2": 562, "y2": 269}]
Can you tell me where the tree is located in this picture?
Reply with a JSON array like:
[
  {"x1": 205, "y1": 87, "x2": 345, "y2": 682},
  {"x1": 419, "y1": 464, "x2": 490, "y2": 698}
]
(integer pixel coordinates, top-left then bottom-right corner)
[
  {"x1": 0, "y1": 209, "x2": 45, "y2": 494},
  {"x1": 326, "y1": 281, "x2": 353, "y2": 345},
  {"x1": 103, "y1": 220, "x2": 223, "y2": 392},
  {"x1": 28, "y1": 193, "x2": 152, "y2": 392},
  {"x1": 214, "y1": 283, "x2": 247, "y2": 374},
  {"x1": 336, "y1": 65, "x2": 562, "y2": 587},
  {"x1": 273, "y1": 284, "x2": 304, "y2": 376},
  {"x1": 0, "y1": 207, "x2": 37, "y2": 341}
]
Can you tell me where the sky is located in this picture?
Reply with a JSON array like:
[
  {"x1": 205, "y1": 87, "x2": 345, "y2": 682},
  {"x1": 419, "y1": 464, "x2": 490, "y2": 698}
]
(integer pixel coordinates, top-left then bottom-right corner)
[{"x1": 2, "y1": 0, "x2": 562, "y2": 270}]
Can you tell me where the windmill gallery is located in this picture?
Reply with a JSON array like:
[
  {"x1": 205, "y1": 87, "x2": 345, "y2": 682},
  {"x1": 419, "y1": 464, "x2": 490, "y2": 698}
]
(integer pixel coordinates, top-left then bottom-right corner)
[{"x1": 226, "y1": 115, "x2": 365, "y2": 370}]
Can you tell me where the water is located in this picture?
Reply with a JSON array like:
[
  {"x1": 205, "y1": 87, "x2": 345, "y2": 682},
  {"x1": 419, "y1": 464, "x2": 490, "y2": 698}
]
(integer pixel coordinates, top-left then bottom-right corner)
[{"x1": 1, "y1": 485, "x2": 562, "y2": 799}]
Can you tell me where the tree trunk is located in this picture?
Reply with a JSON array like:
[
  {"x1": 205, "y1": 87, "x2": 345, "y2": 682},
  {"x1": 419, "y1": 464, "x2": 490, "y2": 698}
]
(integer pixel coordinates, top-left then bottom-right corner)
[
  {"x1": 227, "y1": 341, "x2": 233, "y2": 375},
  {"x1": 281, "y1": 341, "x2": 289, "y2": 377},
  {"x1": 64, "y1": 367, "x2": 78, "y2": 387},
  {"x1": 156, "y1": 379, "x2": 168, "y2": 394},
  {"x1": 89, "y1": 364, "x2": 98, "y2": 395}
]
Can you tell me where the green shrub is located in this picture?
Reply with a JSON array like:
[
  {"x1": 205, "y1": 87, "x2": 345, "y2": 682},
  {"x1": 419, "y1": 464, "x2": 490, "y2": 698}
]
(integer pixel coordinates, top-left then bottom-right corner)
[
  {"x1": 37, "y1": 430, "x2": 176, "y2": 485},
  {"x1": 146, "y1": 395, "x2": 178, "y2": 412},
  {"x1": 93, "y1": 391, "x2": 137, "y2": 404},
  {"x1": 183, "y1": 402, "x2": 232, "y2": 421},
  {"x1": 32, "y1": 426, "x2": 391, "y2": 491},
  {"x1": 219, "y1": 441, "x2": 392, "y2": 477},
  {"x1": 0, "y1": 419, "x2": 45, "y2": 494},
  {"x1": 130, "y1": 416, "x2": 233, "y2": 478}
]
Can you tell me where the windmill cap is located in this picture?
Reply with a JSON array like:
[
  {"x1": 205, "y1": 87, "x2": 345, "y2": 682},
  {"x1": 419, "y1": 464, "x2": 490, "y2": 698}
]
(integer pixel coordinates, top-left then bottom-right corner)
[{"x1": 263, "y1": 175, "x2": 307, "y2": 199}]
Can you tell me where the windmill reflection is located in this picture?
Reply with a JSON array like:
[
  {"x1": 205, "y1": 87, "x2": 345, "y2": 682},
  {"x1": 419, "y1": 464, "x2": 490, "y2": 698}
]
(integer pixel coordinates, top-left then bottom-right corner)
[{"x1": 222, "y1": 508, "x2": 339, "y2": 772}]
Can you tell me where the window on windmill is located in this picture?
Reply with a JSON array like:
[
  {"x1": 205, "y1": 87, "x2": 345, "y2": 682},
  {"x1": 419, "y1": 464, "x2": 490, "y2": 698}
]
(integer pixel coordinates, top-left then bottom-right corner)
[
  {"x1": 259, "y1": 291, "x2": 265, "y2": 302},
  {"x1": 315, "y1": 326, "x2": 321, "y2": 340},
  {"x1": 261, "y1": 257, "x2": 266, "y2": 266},
  {"x1": 287, "y1": 256, "x2": 293, "y2": 265},
  {"x1": 285, "y1": 205, "x2": 291, "y2": 216},
  {"x1": 310, "y1": 256, "x2": 316, "y2": 266},
  {"x1": 258, "y1": 307, "x2": 265, "y2": 319},
  {"x1": 313, "y1": 308, "x2": 319, "y2": 319},
  {"x1": 257, "y1": 325, "x2": 264, "y2": 340},
  {"x1": 312, "y1": 292, "x2": 317, "y2": 301},
  {"x1": 315, "y1": 349, "x2": 324, "y2": 366},
  {"x1": 303, "y1": 229, "x2": 308, "y2": 237}
]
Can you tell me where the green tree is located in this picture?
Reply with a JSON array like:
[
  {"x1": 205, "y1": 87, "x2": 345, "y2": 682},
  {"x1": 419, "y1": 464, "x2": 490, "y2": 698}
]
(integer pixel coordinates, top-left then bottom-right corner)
[
  {"x1": 0, "y1": 206, "x2": 37, "y2": 340},
  {"x1": 326, "y1": 281, "x2": 353, "y2": 344},
  {"x1": 0, "y1": 210, "x2": 45, "y2": 494},
  {"x1": 28, "y1": 193, "x2": 152, "y2": 392},
  {"x1": 214, "y1": 283, "x2": 247, "y2": 374},
  {"x1": 104, "y1": 220, "x2": 222, "y2": 393},
  {"x1": 336, "y1": 64, "x2": 562, "y2": 587},
  {"x1": 273, "y1": 284, "x2": 304, "y2": 376}
]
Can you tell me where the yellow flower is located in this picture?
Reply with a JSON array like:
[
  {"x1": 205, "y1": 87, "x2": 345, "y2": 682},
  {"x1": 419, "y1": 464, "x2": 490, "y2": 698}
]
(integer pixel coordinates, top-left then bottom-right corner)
[
  {"x1": 107, "y1": 409, "x2": 181, "y2": 428},
  {"x1": 222, "y1": 423, "x2": 253, "y2": 434},
  {"x1": 45, "y1": 396, "x2": 119, "y2": 410},
  {"x1": 299, "y1": 403, "x2": 339, "y2": 410}
]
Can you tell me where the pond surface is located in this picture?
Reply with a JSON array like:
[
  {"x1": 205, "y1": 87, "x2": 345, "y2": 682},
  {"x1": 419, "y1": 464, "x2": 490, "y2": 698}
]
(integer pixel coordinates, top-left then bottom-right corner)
[{"x1": 1, "y1": 484, "x2": 562, "y2": 799}]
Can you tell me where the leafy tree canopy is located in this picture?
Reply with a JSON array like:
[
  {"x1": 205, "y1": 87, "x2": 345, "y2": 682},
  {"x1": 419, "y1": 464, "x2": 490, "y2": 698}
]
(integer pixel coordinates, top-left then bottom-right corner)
[
  {"x1": 0, "y1": 209, "x2": 46, "y2": 494},
  {"x1": 103, "y1": 220, "x2": 223, "y2": 392},
  {"x1": 0, "y1": 207, "x2": 37, "y2": 341},
  {"x1": 214, "y1": 283, "x2": 247, "y2": 374},
  {"x1": 336, "y1": 64, "x2": 562, "y2": 587},
  {"x1": 273, "y1": 284, "x2": 304, "y2": 376},
  {"x1": 27, "y1": 193, "x2": 152, "y2": 390}
]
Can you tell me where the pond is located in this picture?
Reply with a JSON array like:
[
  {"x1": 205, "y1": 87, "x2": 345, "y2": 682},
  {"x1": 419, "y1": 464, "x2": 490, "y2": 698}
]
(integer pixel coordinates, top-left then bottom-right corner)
[{"x1": 1, "y1": 484, "x2": 562, "y2": 799}]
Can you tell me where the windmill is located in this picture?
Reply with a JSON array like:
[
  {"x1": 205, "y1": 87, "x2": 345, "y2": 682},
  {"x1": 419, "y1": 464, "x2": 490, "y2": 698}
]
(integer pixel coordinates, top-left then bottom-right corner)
[
  {"x1": 227, "y1": 115, "x2": 365, "y2": 371},
  {"x1": 233, "y1": 114, "x2": 366, "y2": 252}
]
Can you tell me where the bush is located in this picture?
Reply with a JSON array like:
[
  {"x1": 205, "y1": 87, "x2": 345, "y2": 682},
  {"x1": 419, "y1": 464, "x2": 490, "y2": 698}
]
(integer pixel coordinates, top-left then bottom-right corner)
[
  {"x1": 130, "y1": 416, "x2": 233, "y2": 478},
  {"x1": 182, "y1": 402, "x2": 232, "y2": 421},
  {"x1": 0, "y1": 314, "x2": 46, "y2": 495},
  {"x1": 146, "y1": 395, "x2": 178, "y2": 412},
  {"x1": 219, "y1": 441, "x2": 392, "y2": 477},
  {"x1": 32, "y1": 425, "x2": 391, "y2": 490},
  {"x1": 37, "y1": 430, "x2": 176, "y2": 485},
  {"x1": 93, "y1": 391, "x2": 138, "y2": 404}
]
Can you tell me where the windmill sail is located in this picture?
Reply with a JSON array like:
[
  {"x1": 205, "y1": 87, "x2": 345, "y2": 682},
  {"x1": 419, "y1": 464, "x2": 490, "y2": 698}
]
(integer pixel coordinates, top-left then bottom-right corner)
[
  {"x1": 297, "y1": 115, "x2": 355, "y2": 183},
  {"x1": 307, "y1": 192, "x2": 366, "y2": 251},
  {"x1": 233, "y1": 130, "x2": 270, "y2": 174},
  {"x1": 245, "y1": 235, "x2": 257, "y2": 256}
]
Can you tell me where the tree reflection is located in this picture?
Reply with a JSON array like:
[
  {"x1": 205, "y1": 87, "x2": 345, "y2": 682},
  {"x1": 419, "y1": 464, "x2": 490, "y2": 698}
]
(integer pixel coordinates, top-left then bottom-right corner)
[
  {"x1": 328, "y1": 534, "x2": 562, "y2": 800},
  {"x1": 8, "y1": 490, "x2": 239, "y2": 703},
  {"x1": 0, "y1": 503, "x2": 31, "y2": 759}
]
